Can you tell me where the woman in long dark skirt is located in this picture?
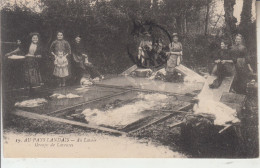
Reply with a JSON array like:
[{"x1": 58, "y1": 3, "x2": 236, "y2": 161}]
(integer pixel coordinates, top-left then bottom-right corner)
[
  {"x1": 230, "y1": 34, "x2": 254, "y2": 94},
  {"x1": 5, "y1": 32, "x2": 44, "y2": 94}
]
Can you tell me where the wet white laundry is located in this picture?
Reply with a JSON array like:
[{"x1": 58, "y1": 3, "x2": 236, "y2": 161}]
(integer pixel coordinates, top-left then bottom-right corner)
[
  {"x1": 193, "y1": 78, "x2": 239, "y2": 125},
  {"x1": 193, "y1": 99, "x2": 238, "y2": 125},
  {"x1": 80, "y1": 77, "x2": 93, "y2": 87},
  {"x1": 75, "y1": 87, "x2": 90, "y2": 91},
  {"x1": 50, "y1": 93, "x2": 82, "y2": 99},
  {"x1": 82, "y1": 93, "x2": 168, "y2": 127},
  {"x1": 15, "y1": 98, "x2": 47, "y2": 108},
  {"x1": 148, "y1": 68, "x2": 166, "y2": 80}
]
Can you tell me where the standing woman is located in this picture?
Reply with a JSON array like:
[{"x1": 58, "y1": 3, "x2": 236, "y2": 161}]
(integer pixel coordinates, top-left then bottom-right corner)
[
  {"x1": 230, "y1": 34, "x2": 253, "y2": 93},
  {"x1": 49, "y1": 31, "x2": 71, "y2": 85},
  {"x1": 166, "y1": 33, "x2": 183, "y2": 80},
  {"x1": 6, "y1": 32, "x2": 43, "y2": 94}
]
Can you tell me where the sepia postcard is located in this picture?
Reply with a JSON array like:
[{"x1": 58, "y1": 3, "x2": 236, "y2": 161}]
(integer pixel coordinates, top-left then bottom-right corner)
[{"x1": 1, "y1": 0, "x2": 259, "y2": 161}]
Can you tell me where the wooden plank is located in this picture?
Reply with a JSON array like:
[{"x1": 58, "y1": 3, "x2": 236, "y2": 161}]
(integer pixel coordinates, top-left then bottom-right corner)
[
  {"x1": 120, "y1": 65, "x2": 138, "y2": 75},
  {"x1": 46, "y1": 89, "x2": 131, "y2": 115},
  {"x1": 175, "y1": 64, "x2": 205, "y2": 82},
  {"x1": 168, "y1": 121, "x2": 183, "y2": 128},
  {"x1": 220, "y1": 92, "x2": 246, "y2": 104},
  {"x1": 95, "y1": 83, "x2": 194, "y2": 96},
  {"x1": 127, "y1": 103, "x2": 192, "y2": 134},
  {"x1": 13, "y1": 110, "x2": 126, "y2": 135},
  {"x1": 198, "y1": 75, "x2": 234, "y2": 101}
]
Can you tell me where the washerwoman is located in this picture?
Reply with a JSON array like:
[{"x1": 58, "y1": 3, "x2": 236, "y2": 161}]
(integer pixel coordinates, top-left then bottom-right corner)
[
  {"x1": 166, "y1": 33, "x2": 183, "y2": 81},
  {"x1": 230, "y1": 34, "x2": 253, "y2": 93},
  {"x1": 5, "y1": 32, "x2": 43, "y2": 94}
]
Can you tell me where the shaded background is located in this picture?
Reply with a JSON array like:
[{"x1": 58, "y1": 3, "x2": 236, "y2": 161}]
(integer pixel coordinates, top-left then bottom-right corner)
[{"x1": 0, "y1": 0, "x2": 257, "y2": 88}]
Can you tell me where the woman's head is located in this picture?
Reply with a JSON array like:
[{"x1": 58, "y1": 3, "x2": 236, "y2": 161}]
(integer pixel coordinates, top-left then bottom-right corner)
[
  {"x1": 56, "y1": 31, "x2": 64, "y2": 40},
  {"x1": 220, "y1": 40, "x2": 228, "y2": 49},
  {"x1": 235, "y1": 34, "x2": 243, "y2": 45},
  {"x1": 29, "y1": 32, "x2": 40, "y2": 44},
  {"x1": 172, "y1": 33, "x2": 178, "y2": 43}
]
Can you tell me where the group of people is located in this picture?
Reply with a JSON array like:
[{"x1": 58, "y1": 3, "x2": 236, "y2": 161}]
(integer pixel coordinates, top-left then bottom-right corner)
[
  {"x1": 5, "y1": 30, "x2": 254, "y2": 95},
  {"x1": 209, "y1": 34, "x2": 253, "y2": 93},
  {"x1": 138, "y1": 32, "x2": 254, "y2": 93},
  {"x1": 5, "y1": 31, "x2": 103, "y2": 93}
]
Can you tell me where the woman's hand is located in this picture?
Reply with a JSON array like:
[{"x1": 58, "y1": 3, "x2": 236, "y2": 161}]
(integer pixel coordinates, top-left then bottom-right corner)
[
  {"x1": 5, "y1": 53, "x2": 11, "y2": 57},
  {"x1": 248, "y1": 64, "x2": 254, "y2": 74}
]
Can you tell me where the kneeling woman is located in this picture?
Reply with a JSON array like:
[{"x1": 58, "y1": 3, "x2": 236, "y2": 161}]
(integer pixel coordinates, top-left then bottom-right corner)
[{"x1": 71, "y1": 35, "x2": 103, "y2": 81}]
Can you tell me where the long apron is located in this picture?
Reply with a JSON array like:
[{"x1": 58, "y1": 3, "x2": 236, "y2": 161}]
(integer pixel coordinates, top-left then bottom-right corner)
[
  {"x1": 233, "y1": 58, "x2": 248, "y2": 93},
  {"x1": 23, "y1": 57, "x2": 42, "y2": 86}
]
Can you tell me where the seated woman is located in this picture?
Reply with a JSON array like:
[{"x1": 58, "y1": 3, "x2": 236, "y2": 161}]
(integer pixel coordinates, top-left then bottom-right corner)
[
  {"x1": 209, "y1": 40, "x2": 235, "y2": 89},
  {"x1": 71, "y1": 34, "x2": 103, "y2": 82}
]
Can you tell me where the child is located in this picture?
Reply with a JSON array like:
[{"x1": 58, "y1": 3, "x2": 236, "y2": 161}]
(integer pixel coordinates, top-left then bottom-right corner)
[
  {"x1": 209, "y1": 40, "x2": 235, "y2": 89},
  {"x1": 53, "y1": 51, "x2": 69, "y2": 87}
]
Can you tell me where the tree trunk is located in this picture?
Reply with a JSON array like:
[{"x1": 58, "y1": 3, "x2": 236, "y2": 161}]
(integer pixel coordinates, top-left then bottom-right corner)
[
  {"x1": 240, "y1": 0, "x2": 253, "y2": 26},
  {"x1": 239, "y1": 0, "x2": 253, "y2": 46},
  {"x1": 176, "y1": 16, "x2": 182, "y2": 34},
  {"x1": 204, "y1": 0, "x2": 210, "y2": 36},
  {"x1": 224, "y1": 0, "x2": 237, "y2": 45},
  {"x1": 183, "y1": 16, "x2": 187, "y2": 34}
]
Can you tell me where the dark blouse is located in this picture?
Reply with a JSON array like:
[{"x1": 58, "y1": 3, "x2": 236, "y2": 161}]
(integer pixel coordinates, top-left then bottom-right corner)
[
  {"x1": 213, "y1": 49, "x2": 232, "y2": 62},
  {"x1": 230, "y1": 44, "x2": 249, "y2": 64},
  {"x1": 72, "y1": 42, "x2": 86, "y2": 54},
  {"x1": 71, "y1": 42, "x2": 87, "y2": 63},
  {"x1": 50, "y1": 39, "x2": 71, "y2": 55}
]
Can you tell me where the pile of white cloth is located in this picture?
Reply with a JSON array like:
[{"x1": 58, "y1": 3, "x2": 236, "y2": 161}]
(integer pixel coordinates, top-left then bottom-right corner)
[
  {"x1": 82, "y1": 93, "x2": 168, "y2": 127},
  {"x1": 15, "y1": 98, "x2": 47, "y2": 108},
  {"x1": 50, "y1": 93, "x2": 82, "y2": 99}
]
